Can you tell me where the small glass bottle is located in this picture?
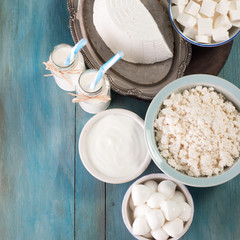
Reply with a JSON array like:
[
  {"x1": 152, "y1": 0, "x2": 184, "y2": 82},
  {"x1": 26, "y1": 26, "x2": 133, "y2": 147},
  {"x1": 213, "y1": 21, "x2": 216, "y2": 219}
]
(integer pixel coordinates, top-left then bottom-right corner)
[
  {"x1": 49, "y1": 44, "x2": 86, "y2": 91},
  {"x1": 76, "y1": 69, "x2": 111, "y2": 114}
]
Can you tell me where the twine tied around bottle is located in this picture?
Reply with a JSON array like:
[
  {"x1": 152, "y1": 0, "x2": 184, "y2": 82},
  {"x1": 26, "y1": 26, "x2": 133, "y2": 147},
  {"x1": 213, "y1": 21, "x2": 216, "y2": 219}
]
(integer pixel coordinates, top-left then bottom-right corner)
[
  {"x1": 68, "y1": 93, "x2": 111, "y2": 103},
  {"x1": 43, "y1": 61, "x2": 111, "y2": 103},
  {"x1": 43, "y1": 61, "x2": 82, "y2": 85}
]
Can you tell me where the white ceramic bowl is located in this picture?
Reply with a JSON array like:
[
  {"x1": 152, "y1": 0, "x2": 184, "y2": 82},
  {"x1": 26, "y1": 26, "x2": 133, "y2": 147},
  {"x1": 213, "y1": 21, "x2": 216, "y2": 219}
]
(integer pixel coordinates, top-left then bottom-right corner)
[
  {"x1": 79, "y1": 108, "x2": 151, "y2": 184},
  {"x1": 122, "y1": 173, "x2": 194, "y2": 240},
  {"x1": 145, "y1": 74, "x2": 240, "y2": 187},
  {"x1": 169, "y1": 0, "x2": 240, "y2": 47}
]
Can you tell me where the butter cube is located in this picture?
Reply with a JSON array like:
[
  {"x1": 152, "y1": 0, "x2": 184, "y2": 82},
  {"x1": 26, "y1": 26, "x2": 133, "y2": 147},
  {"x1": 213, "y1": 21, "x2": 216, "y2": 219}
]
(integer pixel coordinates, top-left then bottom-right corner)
[
  {"x1": 229, "y1": 9, "x2": 240, "y2": 21},
  {"x1": 229, "y1": 1, "x2": 240, "y2": 11},
  {"x1": 198, "y1": 18, "x2": 213, "y2": 36},
  {"x1": 172, "y1": 5, "x2": 185, "y2": 19},
  {"x1": 232, "y1": 20, "x2": 240, "y2": 27},
  {"x1": 172, "y1": 0, "x2": 188, "y2": 5},
  {"x1": 216, "y1": 0, "x2": 230, "y2": 15},
  {"x1": 184, "y1": 0, "x2": 201, "y2": 16},
  {"x1": 212, "y1": 28, "x2": 229, "y2": 42},
  {"x1": 177, "y1": 13, "x2": 197, "y2": 27},
  {"x1": 197, "y1": 13, "x2": 206, "y2": 19},
  {"x1": 183, "y1": 27, "x2": 198, "y2": 39},
  {"x1": 214, "y1": 15, "x2": 232, "y2": 30},
  {"x1": 195, "y1": 35, "x2": 211, "y2": 43},
  {"x1": 200, "y1": 0, "x2": 217, "y2": 17}
]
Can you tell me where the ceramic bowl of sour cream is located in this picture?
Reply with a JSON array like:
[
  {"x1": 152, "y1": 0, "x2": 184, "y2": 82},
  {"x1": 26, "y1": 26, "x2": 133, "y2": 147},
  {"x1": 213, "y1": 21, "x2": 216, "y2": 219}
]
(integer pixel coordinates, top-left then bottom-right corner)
[{"x1": 79, "y1": 109, "x2": 151, "y2": 184}]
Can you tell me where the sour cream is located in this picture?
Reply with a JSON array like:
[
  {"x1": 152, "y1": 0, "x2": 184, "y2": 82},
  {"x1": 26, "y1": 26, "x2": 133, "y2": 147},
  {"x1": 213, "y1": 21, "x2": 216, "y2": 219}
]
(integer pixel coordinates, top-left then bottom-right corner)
[{"x1": 79, "y1": 109, "x2": 151, "y2": 183}]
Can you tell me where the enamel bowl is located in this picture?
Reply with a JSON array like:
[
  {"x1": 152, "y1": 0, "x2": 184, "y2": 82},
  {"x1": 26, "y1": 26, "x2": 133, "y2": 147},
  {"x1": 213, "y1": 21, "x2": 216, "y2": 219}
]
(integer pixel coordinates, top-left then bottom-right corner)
[
  {"x1": 169, "y1": 0, "x2": 240, "y2": 47},
  {"x1": 144, "y1": 74, "x2": 240, "y2": 187}
]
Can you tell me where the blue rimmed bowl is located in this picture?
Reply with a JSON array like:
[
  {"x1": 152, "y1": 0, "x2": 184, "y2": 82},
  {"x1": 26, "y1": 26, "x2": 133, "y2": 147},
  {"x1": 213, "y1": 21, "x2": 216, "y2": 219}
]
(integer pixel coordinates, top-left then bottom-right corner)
[
  {"x1": 145, "y1": 74, "x2": 240, "y2": 187},
  {"x1": 168, "y1": 0, "x2": 240, "y2": 47}
]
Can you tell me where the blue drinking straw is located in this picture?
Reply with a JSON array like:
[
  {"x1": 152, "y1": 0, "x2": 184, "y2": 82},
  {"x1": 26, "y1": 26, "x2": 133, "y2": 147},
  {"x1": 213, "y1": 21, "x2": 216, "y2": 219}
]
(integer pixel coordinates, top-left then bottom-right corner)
[
  {"x1": 90, "y1": 51, "x2": 124, "y2": 90},
  {"x1": 64, "y1": 38, "x2": 87, "y2": 66}
]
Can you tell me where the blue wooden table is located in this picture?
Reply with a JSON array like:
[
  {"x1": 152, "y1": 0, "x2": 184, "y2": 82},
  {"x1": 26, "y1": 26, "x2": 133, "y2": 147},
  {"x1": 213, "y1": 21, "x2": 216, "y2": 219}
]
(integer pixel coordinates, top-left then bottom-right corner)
[{"x1": 0, "y1": 0, "x2": 239, "y2": 239}]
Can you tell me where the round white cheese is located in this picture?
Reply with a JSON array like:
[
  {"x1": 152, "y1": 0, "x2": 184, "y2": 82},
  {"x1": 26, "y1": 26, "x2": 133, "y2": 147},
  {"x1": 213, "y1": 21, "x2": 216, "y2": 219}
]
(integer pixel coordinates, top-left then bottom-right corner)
[{"x1": 93, "y1": 0, "x2": 173, "y2": 64}]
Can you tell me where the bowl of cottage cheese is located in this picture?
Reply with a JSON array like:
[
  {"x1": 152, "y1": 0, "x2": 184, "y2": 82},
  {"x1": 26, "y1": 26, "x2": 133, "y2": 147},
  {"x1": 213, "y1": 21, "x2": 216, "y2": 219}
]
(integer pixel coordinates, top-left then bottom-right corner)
[{"x1": 145, "y1": 74, "x2": 240, "y2": 187}]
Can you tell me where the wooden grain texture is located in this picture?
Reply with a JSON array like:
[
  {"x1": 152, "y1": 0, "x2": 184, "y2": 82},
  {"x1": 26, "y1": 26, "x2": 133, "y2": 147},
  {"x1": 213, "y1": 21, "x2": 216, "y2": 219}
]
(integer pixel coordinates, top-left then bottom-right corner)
[
  {"x1": 0, "y1": 0, "x2": 240, "y2": 239},
  {"x1": 184, "y1": 42, "x2": 233, "y2": 76},
  {"x1": 75, "y1": 109, "x2": 106, "y2": 240},
  {"x1": 0, "y1": 0, "x2": 75, "y2": 239}
]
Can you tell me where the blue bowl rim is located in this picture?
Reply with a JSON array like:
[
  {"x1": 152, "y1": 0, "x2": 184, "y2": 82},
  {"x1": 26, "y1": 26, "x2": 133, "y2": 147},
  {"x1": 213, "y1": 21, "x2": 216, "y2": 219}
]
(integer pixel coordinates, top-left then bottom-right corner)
[
  {"x1": 144, "y1": 74, "x2": 240, "y2": 187},
  {"x1": 168, "y1": 0, "x2": 240, "y2": 47}
]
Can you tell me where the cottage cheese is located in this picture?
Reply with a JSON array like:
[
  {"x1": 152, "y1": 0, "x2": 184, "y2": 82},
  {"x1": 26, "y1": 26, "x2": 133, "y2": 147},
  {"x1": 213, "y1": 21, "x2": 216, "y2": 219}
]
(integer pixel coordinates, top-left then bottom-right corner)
[{"x1": 154, "y1": 86, "x2": 240, "y2": 177}]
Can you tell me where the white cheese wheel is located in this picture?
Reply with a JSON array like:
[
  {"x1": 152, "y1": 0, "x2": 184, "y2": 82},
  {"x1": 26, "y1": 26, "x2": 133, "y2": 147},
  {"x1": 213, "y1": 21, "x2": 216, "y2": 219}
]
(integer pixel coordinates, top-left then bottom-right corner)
[{"x1": 93, "y1": 0, "x2": 173, "y2": 64}]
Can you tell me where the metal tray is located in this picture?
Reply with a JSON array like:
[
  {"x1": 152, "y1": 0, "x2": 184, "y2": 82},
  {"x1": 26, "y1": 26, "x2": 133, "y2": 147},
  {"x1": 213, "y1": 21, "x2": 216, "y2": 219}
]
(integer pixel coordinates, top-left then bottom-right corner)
[{"x1": 67, "y1": 0, "x2": 192, "y2": 100}]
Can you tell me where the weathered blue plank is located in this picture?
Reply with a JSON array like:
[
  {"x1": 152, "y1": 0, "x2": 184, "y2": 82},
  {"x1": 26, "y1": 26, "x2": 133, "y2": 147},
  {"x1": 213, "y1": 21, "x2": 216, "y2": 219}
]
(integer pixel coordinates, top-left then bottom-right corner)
[
  {"x1": 1, "y1": 0, "x2": 240, "y2": 239},
  {"x1": 106, "y1": 162, "x2": 160, "y2": 240},
  {"x1": 0, "y1": 0, "x2": 75, "y2": 239},
  {"x1": 75, "y1": 108, "x2": 106, "y2": 240}
]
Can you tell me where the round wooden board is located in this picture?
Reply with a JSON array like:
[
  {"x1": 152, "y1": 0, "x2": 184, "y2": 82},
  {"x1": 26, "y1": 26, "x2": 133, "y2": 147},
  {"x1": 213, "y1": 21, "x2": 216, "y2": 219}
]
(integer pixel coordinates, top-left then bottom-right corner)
[{"x1": 184, "y1": 42, "x2": 233, "y2": 76}]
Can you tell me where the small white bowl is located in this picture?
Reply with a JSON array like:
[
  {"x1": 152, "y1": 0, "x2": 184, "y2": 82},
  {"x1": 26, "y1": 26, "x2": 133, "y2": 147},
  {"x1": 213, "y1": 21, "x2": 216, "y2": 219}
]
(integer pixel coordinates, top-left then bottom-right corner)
[
  {"x1": 79, "y1": 109, "x2": 151, "y2": 184},
  {"x1": 122, "y1": 173, "x2": 194, "y2": 240}
]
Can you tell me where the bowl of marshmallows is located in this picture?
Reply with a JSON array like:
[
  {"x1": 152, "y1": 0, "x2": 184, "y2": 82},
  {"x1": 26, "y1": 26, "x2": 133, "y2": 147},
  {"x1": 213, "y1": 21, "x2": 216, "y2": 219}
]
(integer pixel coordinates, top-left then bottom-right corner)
[
  {"x1": 122, "y1": 174, "x2": 194, "y2": 240},
  {"x1": 169, "y1": 0, "x2": 240, "y2": 46}
]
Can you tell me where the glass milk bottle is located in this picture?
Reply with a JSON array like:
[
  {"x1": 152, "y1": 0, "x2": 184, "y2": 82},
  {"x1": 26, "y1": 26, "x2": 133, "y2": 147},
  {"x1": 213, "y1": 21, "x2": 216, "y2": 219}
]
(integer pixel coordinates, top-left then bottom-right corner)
[
  {"x1": 49, "y1": 44, "x2": 86, "y2": 91},
  {"x1": 76, "y1": 69, "x2": 111, "y2": 114}
]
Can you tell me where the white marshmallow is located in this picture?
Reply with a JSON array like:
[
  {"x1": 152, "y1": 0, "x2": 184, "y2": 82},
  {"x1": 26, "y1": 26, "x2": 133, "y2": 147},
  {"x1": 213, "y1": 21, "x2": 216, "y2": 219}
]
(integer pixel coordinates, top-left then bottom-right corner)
[
  {"x1": 212, "y1": 27, "x2": 229, "y2": 42},
  {"x1": 147, "y1": 192, "x2": 167, "y2": 209},
  {"x1": 177, "y1": 13, "x2": 197, "y2": 28},
  {"x1": 133, "y1": 204, "x2": 151, "y2": 219},
  {"x1": 229, "y1": 9, "x2": 240, "y2": 21},
  {"x1": 171, "y1": 0, "x2": 188, "y2": 5},
  {"x1": 146, "y1": 209, "x2": 165, "y2": 230},
  {"x1": 171, "y1": 5, "x2": 185, "y2": 19},
  {"x1": 200, "y1": 0, "x2": 217, "y2": 17},
  {"x1": 132, "y1": 216, "x2": 151, "y2": 236},
  {"x1": 132, "y1": 184, "x2": 151, "y2": 206},
  {"x1": 195, "y1": 34, "x2": 211, "y2": 43},
  {"x1": 162, "y1": 218, "x2": 184, "y2": 238},
  {"x1": 178, "y1": 202, "x2": 192, "y2": 221},
  {"x1": 151, "y1": 228, "x2": 169, "y2": 240},
  {"x1": 160, "y1": 200, "x2": 181, "y2": 221},
  {"x1": 216, "y1": 0, "x2": 230, "y2": 15},
  {"x1": 214, "y1": 15, "x2": 232, "y2": 30},
  {"x1": 144, "y1": 180, "x2": 158, "y2": 194},
  {"x1": 143, "y1": 232, "x2": 153, "y2": 239},
  {"x1": 158, "y1": 180, "x2": 177, "y2": 199},
  {"x1": 184, "y1": 0, "x2": 201, "y2": 16},
  {"x1": 198, "y1": 18, "x2": 213, "y2": 36},
  {"x1": 129, "y1": 197, "x2": 135, "y2": 211},
  {"x1": 170, "y1": 191, "x2": 186, "y2": 202},
  {"x1": 183, "y1": 26, "x2": 198, "y2": 39}
]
